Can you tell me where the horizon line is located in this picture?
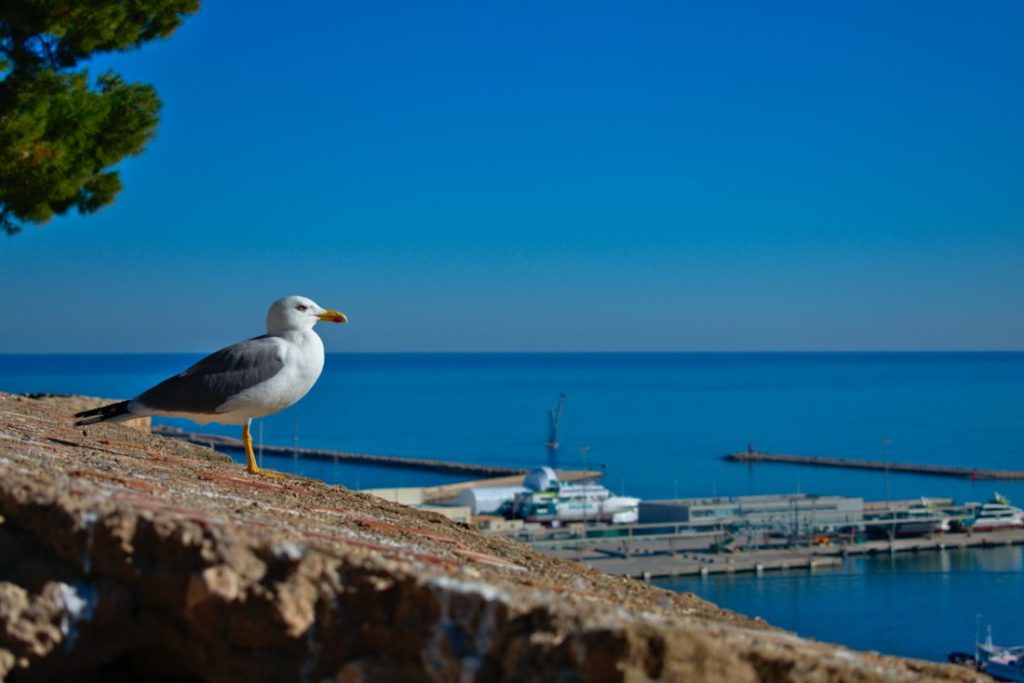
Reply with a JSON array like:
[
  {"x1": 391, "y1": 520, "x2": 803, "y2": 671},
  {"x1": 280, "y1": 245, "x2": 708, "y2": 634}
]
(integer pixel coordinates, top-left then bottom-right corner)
[{"x1": 2, "y1": 349, "x2": 1022, "y2": 356}]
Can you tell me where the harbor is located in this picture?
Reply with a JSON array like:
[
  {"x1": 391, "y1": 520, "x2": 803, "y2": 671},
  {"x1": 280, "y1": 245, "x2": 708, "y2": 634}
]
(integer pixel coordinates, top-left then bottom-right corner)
[
  {"x1": 502, "y1": 489, "x2": 1024, "y2": 578},
  {"x1": 156, "y1": 426, "x2": 1024, "y2": 586},
  {"x1": 8, "y1": 353, "x2": 1022, "y2": 667},
  {"x1": 354, "y1": 460, "x2": 1024, "y2": 580}
]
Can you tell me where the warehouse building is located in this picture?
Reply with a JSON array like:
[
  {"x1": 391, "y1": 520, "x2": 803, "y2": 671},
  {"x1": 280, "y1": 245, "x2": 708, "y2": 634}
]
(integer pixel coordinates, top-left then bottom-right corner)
[{"x1": 639, "y1": 493, "x2": 863, "y2": 533}]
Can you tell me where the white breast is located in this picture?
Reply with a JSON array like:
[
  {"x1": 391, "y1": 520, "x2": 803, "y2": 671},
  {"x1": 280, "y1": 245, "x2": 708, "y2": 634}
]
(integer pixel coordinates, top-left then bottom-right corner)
[{"x1": 214, "y1": 330, "x2": 325, "y2": 424}]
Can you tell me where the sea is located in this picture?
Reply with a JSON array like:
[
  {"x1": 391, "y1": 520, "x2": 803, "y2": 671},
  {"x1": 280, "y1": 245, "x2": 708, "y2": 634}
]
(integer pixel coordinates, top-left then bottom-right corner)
[{"x1": 2, "y1": 352, "x2": 1022, "y2": 663}]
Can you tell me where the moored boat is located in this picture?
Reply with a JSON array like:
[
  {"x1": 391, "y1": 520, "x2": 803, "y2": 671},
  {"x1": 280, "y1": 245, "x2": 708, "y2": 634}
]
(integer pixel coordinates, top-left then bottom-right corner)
[
  {"x1": 967, "y1": 493, "x2": 1024, "y2": 531},
  {"x1": 949, "y1": 629, "x2": 1024, "y2": 681},
  {"x1": 978, "y1": 632, "x2": 1024, "y2": 682},
  {"x1": 867, "y1": 500, "x2": 950, "y2": 539},
  {"x1": 508, "y1": 467, "x2": 640, "y2": 524}
]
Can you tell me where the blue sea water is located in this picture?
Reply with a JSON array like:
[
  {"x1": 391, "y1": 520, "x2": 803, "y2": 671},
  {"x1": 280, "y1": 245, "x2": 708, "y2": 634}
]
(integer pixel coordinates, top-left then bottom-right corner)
[
  {"x1": 660, "y1": 545, "x2": 1024, "y2": 663},
  {"x1": 2, "y1": 352, "x2": 1022, "y2": 661}
]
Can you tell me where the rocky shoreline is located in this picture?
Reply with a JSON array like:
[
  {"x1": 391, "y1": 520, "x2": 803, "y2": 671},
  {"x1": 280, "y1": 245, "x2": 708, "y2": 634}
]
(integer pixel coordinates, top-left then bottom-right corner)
[{"x1": 0, "y1": 393, "x2": 981, "y2": 682}]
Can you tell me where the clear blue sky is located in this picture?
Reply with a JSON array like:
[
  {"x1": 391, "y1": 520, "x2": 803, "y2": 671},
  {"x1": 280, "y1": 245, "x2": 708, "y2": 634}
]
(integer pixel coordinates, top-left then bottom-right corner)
[{"x1": 2, "y1": 1, "x2": 1022, "y2": 352}]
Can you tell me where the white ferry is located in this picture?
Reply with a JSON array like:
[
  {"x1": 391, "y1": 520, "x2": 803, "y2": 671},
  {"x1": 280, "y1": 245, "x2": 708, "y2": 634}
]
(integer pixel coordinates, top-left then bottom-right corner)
[
  {"x1": 509, "y1": 467, "x2": 640, "y2": 525},
  {"x1": 967, "y1": 493, "x2": 1024, "y2": 531}
]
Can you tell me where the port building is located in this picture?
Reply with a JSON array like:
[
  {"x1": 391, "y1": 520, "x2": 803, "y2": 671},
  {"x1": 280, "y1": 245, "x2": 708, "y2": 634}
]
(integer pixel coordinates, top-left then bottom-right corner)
[{"x1": 639, "y1": 493, "x2": 863, "y2": 532}]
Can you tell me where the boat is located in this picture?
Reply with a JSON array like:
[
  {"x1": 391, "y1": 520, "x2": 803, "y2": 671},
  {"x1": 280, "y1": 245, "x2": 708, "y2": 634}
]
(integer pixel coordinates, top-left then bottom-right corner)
[
  {"x1": 896, "y1": 508, "x2": 946, "y2": 537},
  {"x1": 978, "y1": 631, "x2": 1024, "y2": 682},
  {"x1": 948, "y1": 628, "x2": 1024, "y2": 681},
  {"x1": 508, "y1": 467, "x2": 640, "y2": 525},
  {"x1": 967, "y1": 493, "x2": 1024, "y2": 531},
  {"x1": 867, "y1": 501, "x2": 950, "y2": 539}
]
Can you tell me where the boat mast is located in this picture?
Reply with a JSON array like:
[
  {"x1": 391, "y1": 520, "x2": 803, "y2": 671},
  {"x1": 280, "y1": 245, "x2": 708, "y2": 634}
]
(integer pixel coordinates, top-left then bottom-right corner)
[{"x1": 546, "y1": 393, "x2": 566, "y2": 467}]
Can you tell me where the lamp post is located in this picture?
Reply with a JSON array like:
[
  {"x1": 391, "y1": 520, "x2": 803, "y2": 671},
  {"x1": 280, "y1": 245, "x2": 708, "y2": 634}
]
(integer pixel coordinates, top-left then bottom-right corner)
[
  {"x1": 580, "y1": 445, "x2": 590, "y2": 526},
  {"x1": 882, "y1": 437, "x2": 892, "y2": 505}
]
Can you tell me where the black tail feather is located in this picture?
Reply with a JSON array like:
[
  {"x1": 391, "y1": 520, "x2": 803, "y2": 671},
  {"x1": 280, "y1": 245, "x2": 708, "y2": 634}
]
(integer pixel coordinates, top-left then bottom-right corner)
[{"x1": 74, "y1": 401, "x2": 131, "y2": 426}]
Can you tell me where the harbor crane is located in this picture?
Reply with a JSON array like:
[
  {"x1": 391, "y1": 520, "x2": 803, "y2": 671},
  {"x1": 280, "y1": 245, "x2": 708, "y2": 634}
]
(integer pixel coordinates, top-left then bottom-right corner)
[{"x1": 546, "y1": 393, "x2": 566, "y2": 454}]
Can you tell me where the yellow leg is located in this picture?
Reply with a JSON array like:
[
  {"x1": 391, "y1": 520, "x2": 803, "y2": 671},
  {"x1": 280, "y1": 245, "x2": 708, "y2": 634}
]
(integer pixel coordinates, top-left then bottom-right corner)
[{"x1": 243, "y1": 420, "x2": 284, "y2": 479}]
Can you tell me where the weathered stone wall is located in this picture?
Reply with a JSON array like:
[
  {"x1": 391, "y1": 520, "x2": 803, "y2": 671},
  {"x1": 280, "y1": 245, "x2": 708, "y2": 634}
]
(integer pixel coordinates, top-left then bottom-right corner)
[{"x1": 0, "y1": 394, "x2": 984, "y2": 682}]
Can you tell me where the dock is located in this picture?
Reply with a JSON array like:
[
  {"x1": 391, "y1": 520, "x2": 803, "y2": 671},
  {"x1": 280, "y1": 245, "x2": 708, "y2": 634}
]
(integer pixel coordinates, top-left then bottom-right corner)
[
  {"x1": 725, "y1": 450, "x2": 1024, "y2": 480},
  {"x1": 512, "y1": 523, "x2": 1024, "y2": 579},
  {"x1": 154, "y1": 425, "x2": 524, "y2": 477},
  {"x1": 564, "y1": 547, "x2": 842, "y2": 578},
  {"x1": 153, "y1": 425, "x2": 604, "y2": 484}
]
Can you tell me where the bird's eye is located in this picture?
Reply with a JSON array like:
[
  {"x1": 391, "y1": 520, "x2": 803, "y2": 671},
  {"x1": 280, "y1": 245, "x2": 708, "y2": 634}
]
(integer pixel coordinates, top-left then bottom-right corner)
[{"x1": 296, "y1": 304, "x2": 308, "y2": 312}]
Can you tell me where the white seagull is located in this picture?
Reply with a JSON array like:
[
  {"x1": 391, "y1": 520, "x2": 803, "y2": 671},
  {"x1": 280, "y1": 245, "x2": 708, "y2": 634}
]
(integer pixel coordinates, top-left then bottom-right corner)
[{"x1": 74, "y1": 295, "x2": 347, "y2": 478}]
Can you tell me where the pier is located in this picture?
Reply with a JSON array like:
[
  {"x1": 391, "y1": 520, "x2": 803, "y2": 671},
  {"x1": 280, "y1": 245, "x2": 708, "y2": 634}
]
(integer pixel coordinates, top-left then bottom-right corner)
[
  {"x1": 725, "y1": 450, "x2": 1024, "y2": 480},
  {"x1": 519, "y1": 525, "x2": 1024, "y2": 579},
  {"x1": 560, "y1": 546, "x2": 842, "y2": 578},
  {"x1": 154, "y1": 425, "x2": 524, "y2": 477},
  {"x1": 498, "y1": 494, "x2": 1024, "y2": 579},
  {"x1": 152, "y1": 425, "x2": 604, "y2": 482}
]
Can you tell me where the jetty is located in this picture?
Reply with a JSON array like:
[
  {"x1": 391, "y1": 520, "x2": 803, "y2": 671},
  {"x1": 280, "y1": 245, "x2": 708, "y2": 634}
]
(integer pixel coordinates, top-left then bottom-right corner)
[
  {"x1": 522, "y1": 524, "x2": 1024, "y2": 579},
  {"x1": 154, "y1": 425, "x2": 524, "y2": 477},
  {"x1": 725, "y1": 450, "x2": 1024, "y2": 481},
  {"x1": 152, "y1": 425, "x2": 604, "y2": 482}
]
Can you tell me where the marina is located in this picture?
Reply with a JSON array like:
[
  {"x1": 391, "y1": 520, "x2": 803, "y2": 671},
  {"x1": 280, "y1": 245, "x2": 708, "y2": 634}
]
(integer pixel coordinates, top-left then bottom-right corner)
[
  {"x1": 152, "y1": 426, "x2": 1024, "y2": 585},
  {"x1": 479, "y1": 487, "x2": 1024, "y2": 578},
  {"x1": 168, "y1": 426, "x2": 1024, "y2": 583}
]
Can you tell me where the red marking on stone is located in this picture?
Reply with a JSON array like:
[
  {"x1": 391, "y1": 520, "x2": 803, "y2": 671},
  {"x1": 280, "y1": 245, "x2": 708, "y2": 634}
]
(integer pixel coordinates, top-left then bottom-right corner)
[
  {"x1": 453, "y1": 549, "x2": 524, "y2": 570},
  {"x1": 197, "y1": 471, "x2": 285, "y2": 491},
  {"x1": 242, "y1": 478, "x2": 285, "y2": 491}
]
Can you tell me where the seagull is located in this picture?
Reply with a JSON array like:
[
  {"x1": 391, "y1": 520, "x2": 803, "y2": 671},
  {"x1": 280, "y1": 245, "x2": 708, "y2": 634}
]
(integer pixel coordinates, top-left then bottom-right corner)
[{"x1": 74, "y1": 295, "x2": 347, "y2": 478}]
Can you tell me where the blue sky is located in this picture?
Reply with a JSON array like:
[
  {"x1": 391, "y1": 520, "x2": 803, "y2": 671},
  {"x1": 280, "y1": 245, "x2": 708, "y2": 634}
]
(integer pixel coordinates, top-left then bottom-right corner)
[{"x1": 2, "y1": 1, "x2": 1022, "y2": 352}]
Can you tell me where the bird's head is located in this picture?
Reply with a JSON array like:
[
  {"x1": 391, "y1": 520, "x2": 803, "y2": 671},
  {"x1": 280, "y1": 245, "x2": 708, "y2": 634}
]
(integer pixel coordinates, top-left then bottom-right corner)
[{"x1": 267, "y1": 295, "x2": 347, "y2": 334}]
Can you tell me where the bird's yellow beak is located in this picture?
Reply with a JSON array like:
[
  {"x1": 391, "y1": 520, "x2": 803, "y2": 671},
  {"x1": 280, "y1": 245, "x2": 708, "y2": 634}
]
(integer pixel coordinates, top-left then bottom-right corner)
[{"x1": 317, "y1": 310, "x2": 348, "y2": 324}]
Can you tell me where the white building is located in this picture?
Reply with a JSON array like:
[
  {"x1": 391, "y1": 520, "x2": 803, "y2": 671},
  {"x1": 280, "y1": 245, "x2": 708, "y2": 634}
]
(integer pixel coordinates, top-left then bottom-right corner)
[
  {"x1": 640, "y1": 493, "x2": 863, "y2": 533},
  {"x1": 455, "y1": 486, "x2": 528, "y2": 515}
]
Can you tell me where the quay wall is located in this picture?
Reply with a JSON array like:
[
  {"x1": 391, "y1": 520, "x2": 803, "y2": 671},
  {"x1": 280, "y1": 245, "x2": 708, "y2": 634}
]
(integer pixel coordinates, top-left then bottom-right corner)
[
  {"x1": 153, "y1": 425, "x2": 526, "y2": 477},
  {"x1": 726, "y1": 450, "x2": 1024, "y2": 480}
]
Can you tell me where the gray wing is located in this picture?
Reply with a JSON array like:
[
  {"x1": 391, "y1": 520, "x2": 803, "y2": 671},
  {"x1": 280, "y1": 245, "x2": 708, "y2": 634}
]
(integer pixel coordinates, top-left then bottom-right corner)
[{"x1": 135, "y1": 336, "x2": 286, "y2": 414}]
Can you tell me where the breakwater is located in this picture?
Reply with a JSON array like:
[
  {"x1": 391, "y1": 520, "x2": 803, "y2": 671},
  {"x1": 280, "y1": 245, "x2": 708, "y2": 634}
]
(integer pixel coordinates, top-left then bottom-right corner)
[
  {"x1": 725, "y1": 451, "x2": 1024, "y2": 480},
  {"x1": 153, "y1": 425, "x2": 526, "y2": 477}
]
